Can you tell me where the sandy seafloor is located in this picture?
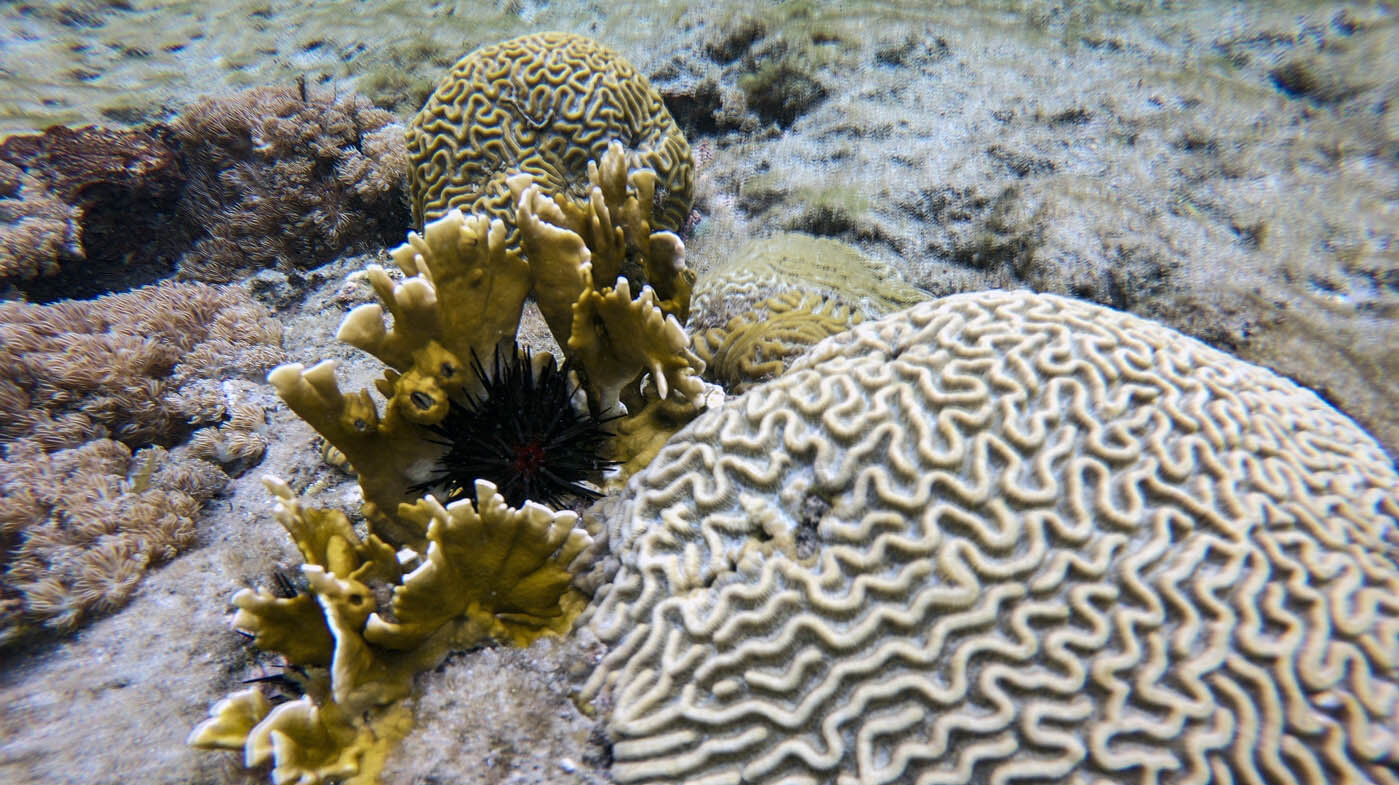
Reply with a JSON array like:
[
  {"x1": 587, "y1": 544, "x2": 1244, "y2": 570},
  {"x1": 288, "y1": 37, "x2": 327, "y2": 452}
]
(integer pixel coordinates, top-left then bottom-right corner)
[{"x1": 0, "y1": 1, "x2": 1397, "y2": 783}]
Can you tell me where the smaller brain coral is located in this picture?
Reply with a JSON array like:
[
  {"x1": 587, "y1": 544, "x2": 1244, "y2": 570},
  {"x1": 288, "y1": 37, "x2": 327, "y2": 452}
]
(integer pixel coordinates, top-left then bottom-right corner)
[
  {"x1": 406, "y1": 32, "x2": 693, "y2": 235},
  {"x1": 584, "y1": 290, "x2": 1399, "y2": 785},
  {"x1": 688, "y1": 233, "x2": 929, "y2": 392},
  {"x1": 692, "y1": 290, "x2": 865, "y2": 393},
  {"x1": 689, "y1": 232, "x2": 928, "y2": 330}
]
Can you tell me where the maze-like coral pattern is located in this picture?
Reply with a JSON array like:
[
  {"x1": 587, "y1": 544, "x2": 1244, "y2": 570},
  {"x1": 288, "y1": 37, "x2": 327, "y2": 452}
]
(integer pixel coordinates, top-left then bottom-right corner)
[
  {"x1": 406, "y1": 32, "x2": 692, "y2": 233},
  {"x1": 689, "y1": 232, "x2": 927, "y2": 331},
  {"x1": 692, "y1": 290, "x2": 864, "y2": 393},
  {"x1": 583, "y1": 290, "x2": 1399, "y2": 785}
]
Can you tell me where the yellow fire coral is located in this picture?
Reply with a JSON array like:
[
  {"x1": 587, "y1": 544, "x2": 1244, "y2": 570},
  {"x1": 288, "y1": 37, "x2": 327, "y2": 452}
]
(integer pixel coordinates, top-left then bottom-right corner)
[
  {"x1": 275, "y1": 141, "x2": 703, "y2": 537},
  {"x1": 271, "y1": 209, "x2": 532, "y2": 537},
  {"x1": 365, "y1": 478, "x2": 593, "y2": 650},
  {"x1": 516, "y1": 141, "x2": 703, "y2": 413},
  {"x1": 191, "y1": 477, "x2": 591, "y2": 784},
  {"x1": 406, "y1": 32, "x2": 693, "y2": 236},
  {"x1": 198, "y1": 32, "x2": 704, "y2": 783}
]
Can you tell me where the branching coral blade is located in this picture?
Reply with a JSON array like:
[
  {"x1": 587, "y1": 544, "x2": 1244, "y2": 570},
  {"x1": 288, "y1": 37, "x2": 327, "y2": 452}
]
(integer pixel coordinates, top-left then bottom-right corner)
[
  {"x1": 245, "y1": 698, "x2": 363, "y2": 785},
  {"x1": 372, "y1": 480, "x2": 591, "y2": 650},
  {"x1": 232, "y1": 588, "x2": 334, "y2": 667}
]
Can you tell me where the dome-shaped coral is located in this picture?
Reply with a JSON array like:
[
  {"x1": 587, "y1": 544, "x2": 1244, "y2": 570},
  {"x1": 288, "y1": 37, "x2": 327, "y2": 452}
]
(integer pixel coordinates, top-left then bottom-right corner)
[
  {"x1": 584, "y1": 289, "x2": 1399, "y2": 785},
  {"x1": 406, "y1": 32, "x2": 692, "y2": 236}
]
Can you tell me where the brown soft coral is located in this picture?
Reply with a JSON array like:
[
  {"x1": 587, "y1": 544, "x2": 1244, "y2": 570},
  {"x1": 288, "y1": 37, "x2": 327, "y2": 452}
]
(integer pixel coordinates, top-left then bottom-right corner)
[
  {"x1": 0, "y1": 281, "x2": 283, "y2": 645},
  {"x1": 0, "y1": 158, "x2": 82, "y2": 285},
  {"x1": 0, "y1": 125, "x2": 184, "y2": 298},
  {"x1": 0, "y1": 438, "x2": 227, "y2": 643},
  {"x1": 0, "y1": 280, "x2": 284, "y2": 448},
  {"x1": 173, "y1": 84, "x2": 410, "y2": 282}
]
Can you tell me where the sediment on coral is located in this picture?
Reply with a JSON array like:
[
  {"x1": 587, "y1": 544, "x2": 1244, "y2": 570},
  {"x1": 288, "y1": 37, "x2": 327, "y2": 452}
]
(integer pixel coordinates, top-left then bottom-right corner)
[
  {"x1": 686, "y1": 232, "x2": 929, "y2": 393},
  {"x1": 584, "y1": 289, "x2": 1399, "y2": 785},
  {"x1": 0, "y1": 281, "x2": 283, "y2": 645},
  {"x1": 173, "y1": 84, "x2": 410, "y2": 282}
]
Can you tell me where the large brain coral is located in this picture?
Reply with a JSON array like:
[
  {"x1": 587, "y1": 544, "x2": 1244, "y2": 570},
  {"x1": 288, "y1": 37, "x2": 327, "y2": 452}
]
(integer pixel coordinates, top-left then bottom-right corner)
[
  {"x1": 583, "y1": 290, "x2": 1399, "y2": 785},
  {"x1": 406, "y1": 32, "x2": 693, "y2": 234}
]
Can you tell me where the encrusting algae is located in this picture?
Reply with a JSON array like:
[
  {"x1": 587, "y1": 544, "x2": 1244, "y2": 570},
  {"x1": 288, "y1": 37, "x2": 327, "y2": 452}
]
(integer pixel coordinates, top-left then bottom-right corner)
[{"x1": 191, "y1": 31, "x2": 709, "y2": 785}]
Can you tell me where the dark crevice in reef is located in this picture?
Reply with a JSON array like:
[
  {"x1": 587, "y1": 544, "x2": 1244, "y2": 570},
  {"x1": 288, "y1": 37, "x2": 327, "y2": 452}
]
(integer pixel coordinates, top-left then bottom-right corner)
[
  {"x1": 704, "y1": 17, "x2": 767, "y2": 64},
  {"x1": 3, "y1": 87, "x2": 411, "y2": 302},
  {"x1": 663, "y1": 80, "x2": 731, "y2": 137},
  {"x1": 1, "y1": 124, "x2": 192, "y2": 302}
]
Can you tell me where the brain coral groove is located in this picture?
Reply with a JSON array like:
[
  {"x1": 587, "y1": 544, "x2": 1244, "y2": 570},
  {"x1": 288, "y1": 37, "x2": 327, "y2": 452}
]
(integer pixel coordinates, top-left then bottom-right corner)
[{"x1": 583, "y1": 290, "x2": 1399, "y2": 785}]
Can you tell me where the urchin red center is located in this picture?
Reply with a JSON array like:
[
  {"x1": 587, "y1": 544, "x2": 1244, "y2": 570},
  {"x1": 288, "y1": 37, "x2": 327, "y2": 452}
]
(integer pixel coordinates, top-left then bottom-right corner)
[{"x1": 510, "y1": 442, "x2": 548, "y2": 474}]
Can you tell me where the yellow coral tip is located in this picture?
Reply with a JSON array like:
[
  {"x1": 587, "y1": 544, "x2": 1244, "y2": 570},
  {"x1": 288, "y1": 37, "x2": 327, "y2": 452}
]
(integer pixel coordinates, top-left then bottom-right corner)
[
  {"x1": 187, "y1": 688, "x2": 271, "y2": 750},
  {"x1": 266, "y1": 363, "x2": 305, "y2": 389}
]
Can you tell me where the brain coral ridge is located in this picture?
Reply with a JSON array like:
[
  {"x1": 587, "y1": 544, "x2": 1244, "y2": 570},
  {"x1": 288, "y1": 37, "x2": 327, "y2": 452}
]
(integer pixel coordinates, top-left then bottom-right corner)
[
  {"x1": 583, "y1": 289, "x2": 1399, "y2": 785},
  {"x1": 406, "y1": 31, "x2": 693, "y2": 237}
]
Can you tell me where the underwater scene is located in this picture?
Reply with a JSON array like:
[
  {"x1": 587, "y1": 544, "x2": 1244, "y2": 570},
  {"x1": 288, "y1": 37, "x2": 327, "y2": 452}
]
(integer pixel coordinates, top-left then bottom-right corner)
[{"x1": 2, "y1": 1, "x2": 1398, "y2": 783}]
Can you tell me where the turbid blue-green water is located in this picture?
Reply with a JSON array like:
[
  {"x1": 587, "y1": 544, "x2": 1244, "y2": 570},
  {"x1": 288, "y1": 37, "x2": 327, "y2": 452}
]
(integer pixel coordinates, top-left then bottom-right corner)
[{"x1": 1, "y1": 3, "x2": 1396, "y2": 784}]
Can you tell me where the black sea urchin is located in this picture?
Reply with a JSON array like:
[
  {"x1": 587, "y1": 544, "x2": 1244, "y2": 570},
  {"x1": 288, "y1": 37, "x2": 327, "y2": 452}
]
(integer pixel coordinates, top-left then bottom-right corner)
[{"x1": 411, "y1": 344, "x2": 614, "y2": 509}]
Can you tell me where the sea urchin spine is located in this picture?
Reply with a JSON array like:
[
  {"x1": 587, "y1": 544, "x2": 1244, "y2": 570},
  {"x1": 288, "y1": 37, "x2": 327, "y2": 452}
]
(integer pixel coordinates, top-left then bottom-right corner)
[{"x1": 412, "y1": 343, "x2": 614, "y2": 509}]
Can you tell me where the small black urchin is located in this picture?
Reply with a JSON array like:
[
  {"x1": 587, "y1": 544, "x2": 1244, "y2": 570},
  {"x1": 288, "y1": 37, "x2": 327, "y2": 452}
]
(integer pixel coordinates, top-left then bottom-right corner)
[{"x1": 411, "y1": 343, "x2": 614, "y2": 509}]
